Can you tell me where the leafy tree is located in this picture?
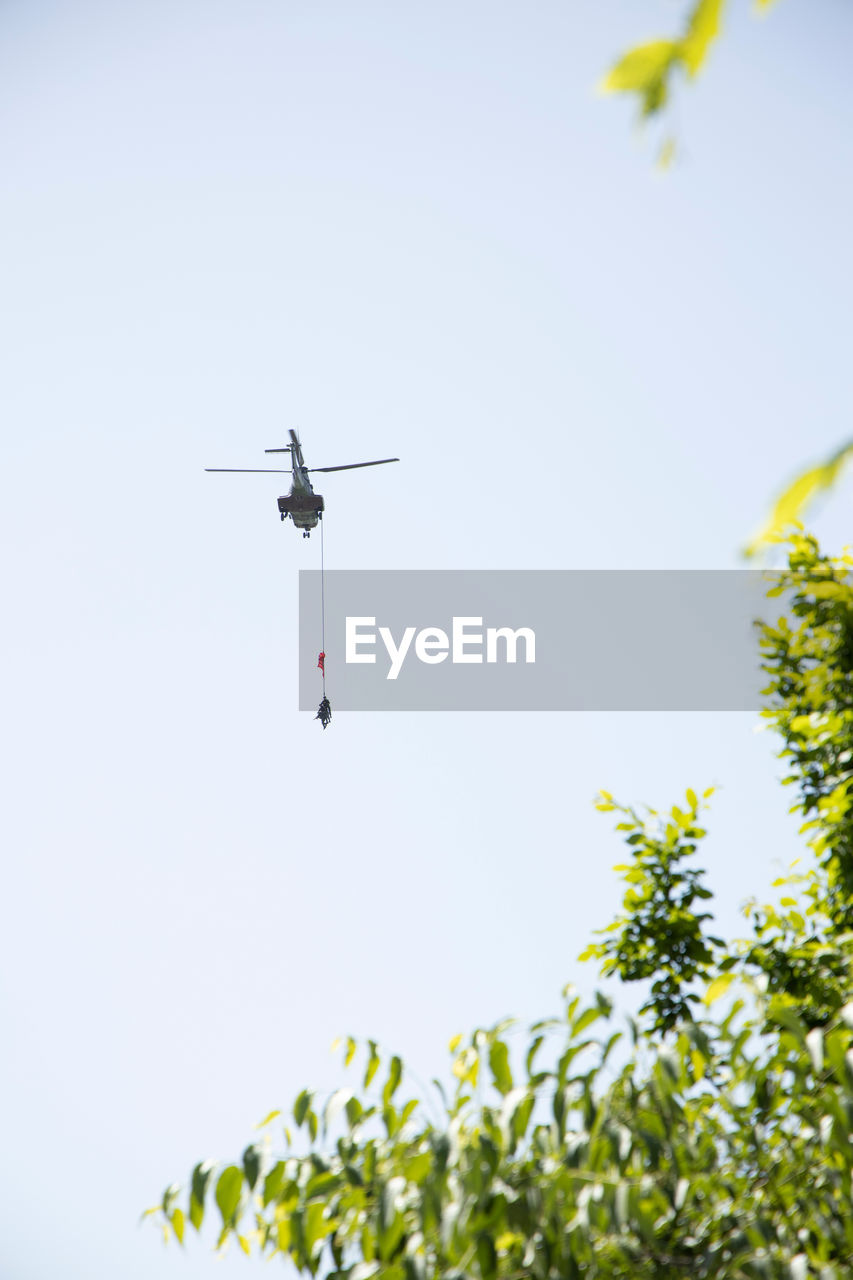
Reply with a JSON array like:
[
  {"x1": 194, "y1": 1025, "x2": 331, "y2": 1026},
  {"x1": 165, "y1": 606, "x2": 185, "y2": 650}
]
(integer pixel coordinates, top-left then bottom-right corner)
[
  {"x1": 578, "y1": 790, "x2": 723, "y2": 1035},
  {"x1": 148, "y1": 534, "x2": 853, "y2": 1276}
]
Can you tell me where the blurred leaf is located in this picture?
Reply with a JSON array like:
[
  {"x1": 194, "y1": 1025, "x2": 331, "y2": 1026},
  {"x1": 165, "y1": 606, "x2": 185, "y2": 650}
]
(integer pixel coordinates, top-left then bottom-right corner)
[
  {"x1": 365, "y1": 1041, "x2": 381, "y2": 1089},
  {"x1": 171, "y1": 1208, "x2": 185, "y2": 1246},
  {"x1": 215, "y1": 1166, "x2": 243, "y2": 1226},
  {"x1": 382, "y1": 1056, "x2": 402, "y2": 1107},
  {"x1": 476, "y1": 1234, "x2": 497, "y2": 1280},
  {"x1": 262, "y1": 1161, "x2": 285, "y2": 1208},
  {"x1": 254, "y1": 1109, "x2": 281, "y2": 1129},
  {"x1": 683, "y1": 0, "x2": 725, "y2": 75},
  {"x1": 293, "y1": 1090, "x2": 314, "y2": 1127},
  {"x1": 162, "y1": 1183, "x2": 179, "y2": 1217},
  {"x1": 345, "y1": 1095, "x2": 364, "y2": 1128},
  {"x1": 602, "y1": 40, "x2": 680, "y2": 94},
  {"x1": 745, "y1": 439, "x2": 853, "y2": 556},
  {"x1": 276, "y1": 1216, "x2": 291, "y2": 1252},
  {"x1": 189, "y1": 1160, "x2": 214, "y2": 1232},
  {"x1": 306, "y1": 1170, "x2": 341, "y2": 1199},
  {"x1": 242, "y1": 1145, "x2": 261, "y2": 1191},
  {"x1": 604, "y1": 0, "x2": 780, "y2": 131},
  {"x1": 573, "y1": 1007, "x2": 604, "y2": 1037},
  {"x1": 705, "y1": 973, "x2": 735, "y2": 1005},
  {"x1": 489, "y1": 1038, "x2": 513, "y2": 1095}
]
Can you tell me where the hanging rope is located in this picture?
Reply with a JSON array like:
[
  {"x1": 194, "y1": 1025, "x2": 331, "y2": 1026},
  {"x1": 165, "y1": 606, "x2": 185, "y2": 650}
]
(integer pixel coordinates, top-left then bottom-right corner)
[
  {"x1": 315, "y1": 514, "x2": 332, "y2": 728},
  {"x1": 320, "y1": 513, "x2": 326, "y2": 696}
]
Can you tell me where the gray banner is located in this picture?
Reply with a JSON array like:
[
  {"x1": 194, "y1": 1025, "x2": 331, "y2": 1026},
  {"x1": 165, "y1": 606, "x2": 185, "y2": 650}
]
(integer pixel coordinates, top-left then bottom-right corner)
[{"x1": 298, "y1": 571, "x2": 788, "y2": 711}]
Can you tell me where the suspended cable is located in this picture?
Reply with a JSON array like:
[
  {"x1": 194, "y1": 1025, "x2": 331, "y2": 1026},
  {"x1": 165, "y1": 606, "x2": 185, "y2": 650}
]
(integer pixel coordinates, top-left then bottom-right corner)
[{"x1": 315, "y1": 514, "x2": 332, "y2": 728}]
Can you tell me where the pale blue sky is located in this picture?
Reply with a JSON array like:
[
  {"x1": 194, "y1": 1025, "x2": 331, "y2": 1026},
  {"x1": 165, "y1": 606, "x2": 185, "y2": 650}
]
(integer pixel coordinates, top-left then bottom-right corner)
[{"x1": 2, "y1": 2, "x2": 852, "y2": 1277}]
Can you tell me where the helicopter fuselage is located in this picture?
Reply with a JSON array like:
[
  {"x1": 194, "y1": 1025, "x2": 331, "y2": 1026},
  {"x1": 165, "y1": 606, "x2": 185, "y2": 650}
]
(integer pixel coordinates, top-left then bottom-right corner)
[
  {"x1": 278, "y1": 482, "x2": 324, "y2": 531},
  {"x1": 278, "y1": 444, "x2": 324, "y2": 533}
]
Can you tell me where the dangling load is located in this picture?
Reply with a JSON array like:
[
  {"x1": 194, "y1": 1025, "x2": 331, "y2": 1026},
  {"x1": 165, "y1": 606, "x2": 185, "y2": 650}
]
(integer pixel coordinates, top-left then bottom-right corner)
[{"x1": 315, "y1": 696, "x2": 332, "y2": 729}]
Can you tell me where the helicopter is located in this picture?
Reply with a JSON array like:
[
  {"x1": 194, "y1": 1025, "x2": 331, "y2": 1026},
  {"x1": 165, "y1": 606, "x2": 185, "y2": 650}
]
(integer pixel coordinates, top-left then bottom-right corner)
[{"x1": 205, "y1": 429, "x2": 399, "y2": 537}]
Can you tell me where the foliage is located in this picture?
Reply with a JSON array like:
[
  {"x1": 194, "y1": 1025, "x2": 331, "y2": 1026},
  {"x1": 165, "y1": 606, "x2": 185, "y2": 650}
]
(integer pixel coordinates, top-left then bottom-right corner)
[
  {"x1": 602, "y1": 0, "x2": 780, "y2": 159},
  {"x1": 745, "y1": 442, "x2": 853, "y2": 558},
  {"x1": 579, "y1": 791, "x2": 722, "y2": 1034},
  {"x1": 756, "y1": 535, "x2": 853, "y2": 936},
  {"x1": 148, "y1": 534, "x2": 853, "y2": 1276}
]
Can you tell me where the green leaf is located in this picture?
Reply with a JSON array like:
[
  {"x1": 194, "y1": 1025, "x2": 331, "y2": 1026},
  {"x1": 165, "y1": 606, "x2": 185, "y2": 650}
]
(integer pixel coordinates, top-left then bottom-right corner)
[
  {"x1": 364, "y1": 1041, "x2": 381, "y2": 1089},
  {"x1": 745, "y1": 438, "x2": 853, "y2": 555},
  {"x1": 242, "y1": 1144, "x2": 261, "y2": 1191},
  {"x1": 254, "y1": 1109, "x2": 281, "y2": 1129},
  {"x1": 162, "y1": 1182, "x2": 179, "y2": 1217},
  {"x1": 573, "y1": 1007, "x2": 604, "y2": 1037},
  {"x1": 262, "y1": 1161, "x2": 285, "y2": 1208},
  {"x1": 769, "y1": 1003, "x2": 807, "y2": 1043},
  {"x1": 601, "y1": 40, "x2": 681, "y2": 115},
  {"x1": 399, "y1": 1098, "x2": 418, "y2": 1127},
  {"x1": 306, "y1": 1170, "x2": 342, "y2": 1200},
  {"x1": 683, "y1": 0, "x2": 725, "y2": 75},
  {"x1": 215, "y1": 1166, "x2": 243, "y2": 1226},
  {"x1": 188, "y1": 1159, "x2": 215, "y2": 1231},
  {"x1": 476, "y1": 1234, "x2": 497, "y2": 1280},
  {"x1": 382, "y1": 1056, "x2": 402, "y2": 1106},
  {"x1": 346, "y1": 1095, "x2": 364, "y2": 1128},
  {"x1": 293, "y1": 1089, "x2": 314, "y2": 1127},
  {"x1": 276, "y1": 1216, "x2": 291, "y2": 1252},
  {"x1": 511, "y1": 1093, "x2": 535, "y2": 1144},
  {"x1": 525, "y1": 1034, "x2": 544, "y2": 1077},
  {"x1": 704, "y1": 973, "x2": 734, "y2": 1005},
  {"x1": 488, "y1": 1038, "x2": 513, "y2": 1095}
]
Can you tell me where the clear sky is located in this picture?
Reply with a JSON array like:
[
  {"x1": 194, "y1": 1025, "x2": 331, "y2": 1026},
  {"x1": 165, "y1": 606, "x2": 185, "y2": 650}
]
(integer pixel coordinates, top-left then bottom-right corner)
[{"x1": 2, "y1": 2, "x2": 852, "y2": 1276}]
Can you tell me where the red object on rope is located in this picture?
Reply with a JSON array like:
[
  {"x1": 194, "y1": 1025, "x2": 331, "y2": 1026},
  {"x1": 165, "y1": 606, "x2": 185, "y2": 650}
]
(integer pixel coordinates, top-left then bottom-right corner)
[{"x1": 317, "y1": 651, "x2": 325, "y2": 674}]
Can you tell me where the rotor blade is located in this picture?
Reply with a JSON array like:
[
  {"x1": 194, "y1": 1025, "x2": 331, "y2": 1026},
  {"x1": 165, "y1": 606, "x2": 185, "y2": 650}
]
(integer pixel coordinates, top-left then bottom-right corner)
[
  {"x1": 205, "y1": 468, "x2": 291, "y2": 473},
  {"x1": 307, "y1": 458, "x2": 400, "y2": 473}
]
